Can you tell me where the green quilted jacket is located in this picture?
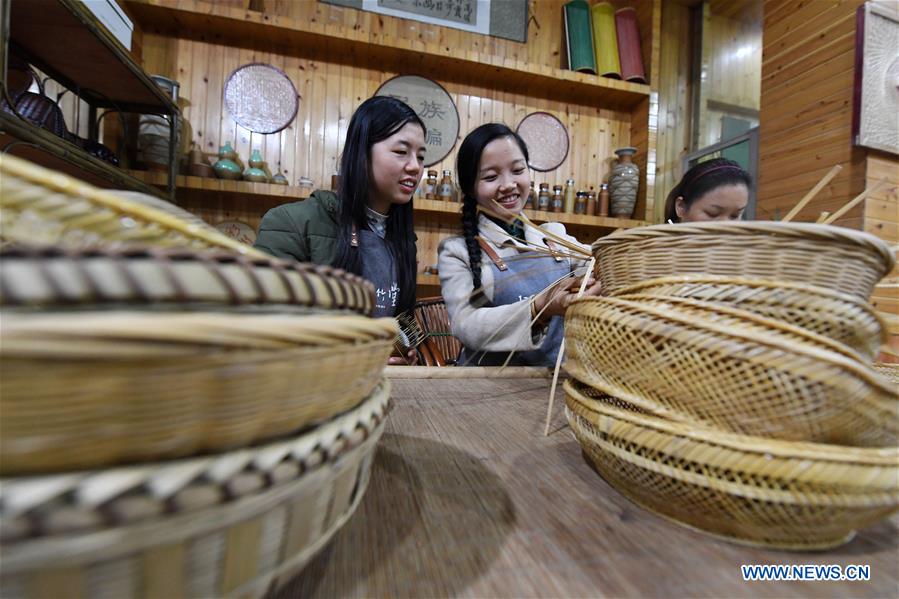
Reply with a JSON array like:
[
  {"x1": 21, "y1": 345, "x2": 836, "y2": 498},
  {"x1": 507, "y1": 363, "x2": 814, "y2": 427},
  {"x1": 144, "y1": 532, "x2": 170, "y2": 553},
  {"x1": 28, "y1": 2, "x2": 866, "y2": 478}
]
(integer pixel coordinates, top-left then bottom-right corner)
[{"x1": 254, "y1": 190, "x2": 339, "y2": 265}]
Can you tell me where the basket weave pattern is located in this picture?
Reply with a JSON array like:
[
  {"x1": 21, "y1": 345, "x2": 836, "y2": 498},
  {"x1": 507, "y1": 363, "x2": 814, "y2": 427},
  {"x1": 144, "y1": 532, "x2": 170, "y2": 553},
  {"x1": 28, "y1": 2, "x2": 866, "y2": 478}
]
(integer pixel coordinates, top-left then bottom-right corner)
[
  {"x1": 614, "y1": 275, "x2": 886, "y2": 361},
  {"x1": 0, "y1": 312, "x2": 397, "y2": 474},
  {"x1": 591, "y1": 221, "x2": 895, "y2": 299},
  {"x1": 564, "y1": 297, "x2": 897, "y2": 445},
  {"x1": 565, "y1": 379, "x2": 899, "y2": 550},
  {"x1": 0, "y1": 380, "x2": 390, "y2": 597}
]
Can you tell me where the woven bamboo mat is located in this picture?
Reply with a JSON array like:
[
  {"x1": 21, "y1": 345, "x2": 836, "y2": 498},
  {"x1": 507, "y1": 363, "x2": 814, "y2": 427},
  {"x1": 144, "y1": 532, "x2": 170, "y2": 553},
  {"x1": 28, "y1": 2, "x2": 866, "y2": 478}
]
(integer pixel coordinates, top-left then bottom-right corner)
[{"x1": 272, "y1": 375, "x2": 899, "y2": 598}]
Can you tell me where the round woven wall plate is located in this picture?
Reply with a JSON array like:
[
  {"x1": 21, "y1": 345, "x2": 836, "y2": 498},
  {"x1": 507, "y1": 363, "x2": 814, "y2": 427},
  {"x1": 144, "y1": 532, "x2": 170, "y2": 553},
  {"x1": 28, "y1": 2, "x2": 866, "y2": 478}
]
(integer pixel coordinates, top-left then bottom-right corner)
[
  {"x1": 224, "y1": 63, "x2": 299, "y2": 134},
  {"x1": 375, "y1": 75, "x2": 459, "y2": 166},
  {"x1": 216, "y1": 220, "x2": 257, "y2": 245},
  {"x1": 516, "y1": 112, "x2": 569, "y2": 172}
]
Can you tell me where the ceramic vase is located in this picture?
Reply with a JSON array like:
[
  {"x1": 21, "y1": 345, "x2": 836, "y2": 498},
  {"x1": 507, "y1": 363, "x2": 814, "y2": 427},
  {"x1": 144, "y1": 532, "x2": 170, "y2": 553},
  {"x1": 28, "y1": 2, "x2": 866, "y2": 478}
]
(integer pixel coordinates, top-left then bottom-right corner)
[
  {"x1": 608, "y1": 147, "x2": 639, "y2": 218},
  {"x1": 213, "y1": 142, "x2": 242, "y2": 180},
  {"x1": 244, "y1": 149, "x2": 270, "y2": 183}
]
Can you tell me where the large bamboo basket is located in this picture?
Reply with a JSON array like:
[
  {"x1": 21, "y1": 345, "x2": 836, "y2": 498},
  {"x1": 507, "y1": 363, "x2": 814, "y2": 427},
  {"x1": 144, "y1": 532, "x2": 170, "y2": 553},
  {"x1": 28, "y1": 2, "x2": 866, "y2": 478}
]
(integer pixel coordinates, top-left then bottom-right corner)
[
  {"x1": 0, "y1": 311, "x2": 396, "y2": 474},
  {"x1": 591, "y1": 221, "x2": 895, "y2": 300},
  {"x1": 564, "y1": 296, "x2": 898, "y2": 445},
  {"x1": 564, "y1": 379, "x2": 899, "y2": 550},
  {"x1": 0, "y1": 245, "x2": 375, "y2": 315},
  {"x1": 0, "y1": 154, "x2": 268, "y2": 258},
  {"x1": 0, "y1": 379, "x2": 390, "y2": 598},
  {"x1": 614, "y1": 275, "x2": 886, "y2": 361}
]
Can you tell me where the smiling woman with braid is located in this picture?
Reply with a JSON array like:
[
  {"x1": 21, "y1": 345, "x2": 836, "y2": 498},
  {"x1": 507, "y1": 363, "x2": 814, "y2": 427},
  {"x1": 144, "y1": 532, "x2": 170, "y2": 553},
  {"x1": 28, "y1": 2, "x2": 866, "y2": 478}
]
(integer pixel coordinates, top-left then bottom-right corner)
[{"x1": 437, "y1": 123, "x2": 601, "y2": 367}]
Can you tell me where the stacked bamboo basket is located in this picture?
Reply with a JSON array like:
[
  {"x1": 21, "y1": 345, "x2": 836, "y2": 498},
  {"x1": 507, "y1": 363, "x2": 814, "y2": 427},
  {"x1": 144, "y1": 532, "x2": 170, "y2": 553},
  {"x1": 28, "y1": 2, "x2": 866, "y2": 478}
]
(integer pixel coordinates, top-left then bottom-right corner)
[
  {"x1": 563, "y1": 221, "x2": 899, "y2": 550},
  {"x1": 0, "y1": 155, "x2": 396, "y2": 596}
]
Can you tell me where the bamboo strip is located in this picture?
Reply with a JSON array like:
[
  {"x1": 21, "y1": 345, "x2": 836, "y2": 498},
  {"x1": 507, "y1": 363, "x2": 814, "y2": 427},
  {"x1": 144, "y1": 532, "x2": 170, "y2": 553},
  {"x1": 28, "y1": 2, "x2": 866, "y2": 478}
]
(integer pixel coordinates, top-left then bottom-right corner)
[{"x1": 781, "y1": 164, "x2": 842, "y2": 222}]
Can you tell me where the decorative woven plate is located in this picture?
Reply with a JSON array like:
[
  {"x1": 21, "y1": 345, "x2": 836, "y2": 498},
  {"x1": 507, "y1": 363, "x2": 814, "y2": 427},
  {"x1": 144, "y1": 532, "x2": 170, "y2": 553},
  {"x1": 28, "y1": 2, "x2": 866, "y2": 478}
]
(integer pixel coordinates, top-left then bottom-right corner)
[
  {"x1": 516, "y1": 112, "x2": 569, "y2": 172},
  {"x1": 0, "y1": 311, "x2": 396, "y2": 473},
  {"x1": 224, "y1": 63, "x2": 299, "y2": 134},
  {"x1": 592, "y1": 221, "x2": 896, "y2": 300},
  {"x1": 565, "y1": 379, "x2": 899, "y2": 550},
  {"x1": 0, "y1": 245, "x2": 375, "y2": 315},
  {"x1": 216, "y1": 220, "x2": 258, "y2": 245},
  {"x1": 0, "y1": 154, "x2": 267, "y2": 257},
  {"x1": 0, "y1": 380, "x2": 389, "y2": 598},
  {"x1": 375, "y1": 75, "x2": 459, "y2": 166}
]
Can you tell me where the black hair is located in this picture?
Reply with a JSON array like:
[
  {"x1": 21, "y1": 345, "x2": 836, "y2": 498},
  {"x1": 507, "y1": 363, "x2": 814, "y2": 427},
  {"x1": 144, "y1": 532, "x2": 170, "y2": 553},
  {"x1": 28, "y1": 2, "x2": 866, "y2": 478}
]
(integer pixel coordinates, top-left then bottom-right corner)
[
  {"x1": 332, "y1": 95, "x2": 426, "y2": 315},
  {"x1": 664, "y1": 158, "x2": 752, "y2": 223},
  {"x1": 456, "y1": 123, "x2": 530, "y2": 306}
]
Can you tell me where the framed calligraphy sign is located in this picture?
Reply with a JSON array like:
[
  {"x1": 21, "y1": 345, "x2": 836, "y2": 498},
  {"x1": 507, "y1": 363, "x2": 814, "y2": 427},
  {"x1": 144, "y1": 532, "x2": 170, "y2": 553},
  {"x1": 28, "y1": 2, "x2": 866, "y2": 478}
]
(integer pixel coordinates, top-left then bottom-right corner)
[{"x1": 375, "y1": 75, "x2": 460, "y2": 166}]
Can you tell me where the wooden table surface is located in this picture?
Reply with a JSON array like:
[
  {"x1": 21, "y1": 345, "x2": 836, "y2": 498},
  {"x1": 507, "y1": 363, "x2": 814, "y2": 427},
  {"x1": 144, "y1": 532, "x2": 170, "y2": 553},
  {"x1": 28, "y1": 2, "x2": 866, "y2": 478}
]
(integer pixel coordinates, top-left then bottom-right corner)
[{"x1": 275, "y1": 370, "x2": 899, "y2": 598}]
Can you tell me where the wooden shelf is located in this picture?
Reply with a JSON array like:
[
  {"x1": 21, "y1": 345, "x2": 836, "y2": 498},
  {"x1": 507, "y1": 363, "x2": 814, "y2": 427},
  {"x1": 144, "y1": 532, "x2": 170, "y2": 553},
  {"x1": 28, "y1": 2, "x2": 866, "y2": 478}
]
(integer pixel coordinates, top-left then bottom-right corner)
[
  {"x1": 414, "y1": 198, "x2": 647, "y2": 232},
  {"x1": 10, "y1": 0, "x2": 178, "y2": 113},
  {"x1": 129, "y1": 170, "x2": 311, "y2": 201},
  {"x1": 126, "y1": 0, "x2": 651, "y2": 110},
  {"x1": 417, "y1": 273, "x2": 441, "y2": 287}
]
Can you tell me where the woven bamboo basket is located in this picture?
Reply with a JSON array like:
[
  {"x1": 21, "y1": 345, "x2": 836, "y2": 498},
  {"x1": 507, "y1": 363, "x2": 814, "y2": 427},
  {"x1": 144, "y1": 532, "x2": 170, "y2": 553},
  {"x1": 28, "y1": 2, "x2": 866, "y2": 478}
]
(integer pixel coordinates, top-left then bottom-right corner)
[
  {"x1": 0, "y1": 245, "x2": 375, "y2": 315},
  {"x1": 614, "y1": 275, "x2": 886, "y2": 361},
  {"x1": 0, "y1": 379, "x2": 390, "y2": 598},
  {"x1": 0, "y1": 154, "x2": 268, "y2": 257},
  {"x1": 564, "y1": 379, "x2": 899, "y2": 550},
  {"x1": 0, "y1": 311, "x2": 396, "y2": 474},
  {"x1": 591, "y1": 221, "x2": 895, "y2": 300},
  {"x1": 564, "y1": 296, "x2": 898, "y2": 444}
]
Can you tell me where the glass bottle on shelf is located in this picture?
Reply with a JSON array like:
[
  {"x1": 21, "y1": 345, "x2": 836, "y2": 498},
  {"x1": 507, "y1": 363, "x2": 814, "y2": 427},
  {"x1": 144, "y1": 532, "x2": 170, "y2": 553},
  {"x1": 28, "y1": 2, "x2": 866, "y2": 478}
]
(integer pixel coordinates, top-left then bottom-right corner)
[
  {"x1": 424, "y1": 170, "x2": 438, "y2": 199},
  {"x1": 574, "y1": 191, "x2": 587, "y2": 215},
  {"x1": 598, "y1": 183, "x2": 610, "y2": 217},
  {"x1": 537, "y1": 183, "x2": 551, "y2": 211},
  {"x1": 526, "y1": 181, "x2": 536, "y2": 209},
  {"x1": 437, "y1": 170, "x2": 456, "y2": 202},
  {"x1": 551, "y1": 184, "x2": 564, "y2": 213},
  {"x1": 564, "y1": 178, "x2": 576, "y2": 213},
  {"x1": 585, "y1": 190, "x2": 596, "y2": 216}
]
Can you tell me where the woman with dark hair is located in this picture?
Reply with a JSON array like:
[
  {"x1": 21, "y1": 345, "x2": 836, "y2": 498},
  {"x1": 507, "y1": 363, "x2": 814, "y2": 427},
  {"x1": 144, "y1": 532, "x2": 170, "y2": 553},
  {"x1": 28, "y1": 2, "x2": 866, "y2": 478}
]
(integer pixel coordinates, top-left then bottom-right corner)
[
  {"x1": 437, "y1": 123, "x2": 601, "y2": 367},
  {"x1": 255, "y1": 96, "x2": 426, "y2": 317},
  {"x1": 664, "y1": 157, "x2": 752, "y2": 223}
]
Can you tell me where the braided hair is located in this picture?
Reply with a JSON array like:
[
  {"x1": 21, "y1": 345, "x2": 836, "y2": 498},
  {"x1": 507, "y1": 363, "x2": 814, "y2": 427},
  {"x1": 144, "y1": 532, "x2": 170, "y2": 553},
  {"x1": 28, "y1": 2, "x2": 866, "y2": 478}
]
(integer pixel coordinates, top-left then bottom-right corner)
[
  {"x1": 456, "y1": 123, "x2": 530, "y2": 306},
  {"x1": 664, "y1": 158, "x2": 752, "y2": 223}
]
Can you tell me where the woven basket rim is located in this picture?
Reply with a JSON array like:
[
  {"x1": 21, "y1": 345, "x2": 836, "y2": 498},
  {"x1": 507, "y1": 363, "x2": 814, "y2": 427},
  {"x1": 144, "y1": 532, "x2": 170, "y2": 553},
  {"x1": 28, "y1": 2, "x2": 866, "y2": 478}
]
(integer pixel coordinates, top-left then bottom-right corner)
[
  {"x1": 564, "y1": 379, "x2": 899, "y2": 463},
  {"x1": 614, "y1": 293, "x2": 876, "y2": 361},
  {"x1": 591, "y1": 221, "x2": 895, "y2": 274},
  {"x1": 0, "y1": 154, "x2": 268, "y2": 259},
  {"x1": 567, "y1": 296, "x2": 894, "y2": 395},
  {"x1": 0, "y1": 379, "x2": 391, "y2": 523}
]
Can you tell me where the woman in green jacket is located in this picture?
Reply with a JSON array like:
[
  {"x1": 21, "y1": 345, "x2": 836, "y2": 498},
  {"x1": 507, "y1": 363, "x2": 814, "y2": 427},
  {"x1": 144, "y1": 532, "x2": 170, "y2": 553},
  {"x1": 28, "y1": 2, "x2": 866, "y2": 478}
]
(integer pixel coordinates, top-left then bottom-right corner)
[{"x1": 255, "y1": 96, "x2": 426, "y2": 318}]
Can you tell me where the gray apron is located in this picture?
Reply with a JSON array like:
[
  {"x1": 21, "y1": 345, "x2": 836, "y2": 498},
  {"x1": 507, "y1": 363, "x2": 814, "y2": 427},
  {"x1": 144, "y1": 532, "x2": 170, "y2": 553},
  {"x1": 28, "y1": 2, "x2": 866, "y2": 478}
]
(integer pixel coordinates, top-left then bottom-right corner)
[
  {"x1": 358, "y1": 229, "x2": 400, "y2": 318},
  {"x1": 460, "y1": 247, "x2": 569, "y2": 367}
]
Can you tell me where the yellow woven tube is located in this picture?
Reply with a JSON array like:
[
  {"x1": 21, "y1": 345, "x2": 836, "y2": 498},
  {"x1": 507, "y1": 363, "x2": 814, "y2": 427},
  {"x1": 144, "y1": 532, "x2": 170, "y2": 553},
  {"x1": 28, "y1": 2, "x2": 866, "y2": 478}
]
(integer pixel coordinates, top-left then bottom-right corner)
[
  {"x1": 564, "y1": 296, "x2": 898, "y2": 445},
  {"x1": 591, "y1": 2, "x2": 620, "y2": 78},
  {"x1": 565, "y1": 379, "x2": 899, "y2": 550}
]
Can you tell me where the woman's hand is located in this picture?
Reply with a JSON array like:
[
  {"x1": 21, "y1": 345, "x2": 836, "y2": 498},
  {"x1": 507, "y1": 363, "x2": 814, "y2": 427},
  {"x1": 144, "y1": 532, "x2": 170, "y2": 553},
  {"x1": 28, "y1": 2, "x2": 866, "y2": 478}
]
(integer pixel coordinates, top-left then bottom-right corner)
[
  {"x1": 388, "y1": 349, "x2": 419, "y2": 365},
  {"x1": 532, "y1": 275, "x2": 602, "y2": 322}
]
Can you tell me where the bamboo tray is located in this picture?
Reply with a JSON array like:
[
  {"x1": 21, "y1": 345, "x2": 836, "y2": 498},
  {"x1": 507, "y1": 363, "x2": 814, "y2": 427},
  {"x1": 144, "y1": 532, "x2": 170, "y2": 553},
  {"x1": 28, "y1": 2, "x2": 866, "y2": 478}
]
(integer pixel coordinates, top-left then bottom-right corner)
[
  {"x1": 0, "y1": 245, "x2": 375, "y2": 315},
  {"x1": 564, "y1": 296, "x2": 898, "y2": 445},
  {"x1": 591, "y1": 221, "x2": 895, "y2": 300},
  {"x1": 0, "y1": 154, "x2": 267, "y2": 258},
  {"x1": 0, "y1": 311, "x2": 396, "y2": 474},
  {"x1": 564, "y1": 379, "x2": 899, "y2": 550},
  {"x1": 0, "y1": 379, "x2": 390, "y2": 598},
  {"x1": 614, "y1": 275, "x2": 886, "y2": 361}
]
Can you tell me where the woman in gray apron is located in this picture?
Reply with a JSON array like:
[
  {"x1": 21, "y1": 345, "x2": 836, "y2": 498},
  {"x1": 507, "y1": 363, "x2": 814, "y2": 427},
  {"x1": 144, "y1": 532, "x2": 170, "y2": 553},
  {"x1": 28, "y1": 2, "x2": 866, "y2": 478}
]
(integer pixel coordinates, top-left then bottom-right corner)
[
  {"x1": 437, "y1": 123, "x2": 602, "y2": 367},
  {"x1": 255, "y1": 96, "x2": 426, "y2": 319}
]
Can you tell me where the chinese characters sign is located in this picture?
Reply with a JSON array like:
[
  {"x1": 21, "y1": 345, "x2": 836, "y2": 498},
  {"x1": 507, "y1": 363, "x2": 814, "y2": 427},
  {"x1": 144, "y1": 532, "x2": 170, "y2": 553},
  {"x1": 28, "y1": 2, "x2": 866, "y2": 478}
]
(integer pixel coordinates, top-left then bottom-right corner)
[
  {"x1": 378, "y1": 0, "x2": 476, "y2": 27},
  {"x1": 375, "y1": 75, "x2": 459, "y2": 166}
]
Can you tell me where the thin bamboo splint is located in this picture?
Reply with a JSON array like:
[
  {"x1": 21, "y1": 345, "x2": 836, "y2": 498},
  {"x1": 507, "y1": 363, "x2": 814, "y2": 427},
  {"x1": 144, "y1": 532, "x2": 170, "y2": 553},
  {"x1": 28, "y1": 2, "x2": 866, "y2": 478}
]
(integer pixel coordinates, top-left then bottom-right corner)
[{"x1": 564, "y1": 379, "x2": 899, "y2": 550}]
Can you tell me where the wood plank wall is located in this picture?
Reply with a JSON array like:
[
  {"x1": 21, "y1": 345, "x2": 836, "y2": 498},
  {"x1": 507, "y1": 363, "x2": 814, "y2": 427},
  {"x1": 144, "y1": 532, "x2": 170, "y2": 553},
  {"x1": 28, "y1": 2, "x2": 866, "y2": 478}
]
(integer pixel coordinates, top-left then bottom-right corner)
[
  {"x1": 137, "y1": 0, "x2": 658, "y2": 281},
  {"x1": 759, "y1": 0, "x2": 899, "y2": 361}
]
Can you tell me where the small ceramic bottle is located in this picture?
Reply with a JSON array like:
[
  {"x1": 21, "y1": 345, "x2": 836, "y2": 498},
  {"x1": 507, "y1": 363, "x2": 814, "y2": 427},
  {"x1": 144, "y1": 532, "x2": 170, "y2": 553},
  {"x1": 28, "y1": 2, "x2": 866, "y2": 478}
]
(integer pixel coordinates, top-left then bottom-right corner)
[{"x1": 598, "y1": 183, "x2": 610, "y2": 217}]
